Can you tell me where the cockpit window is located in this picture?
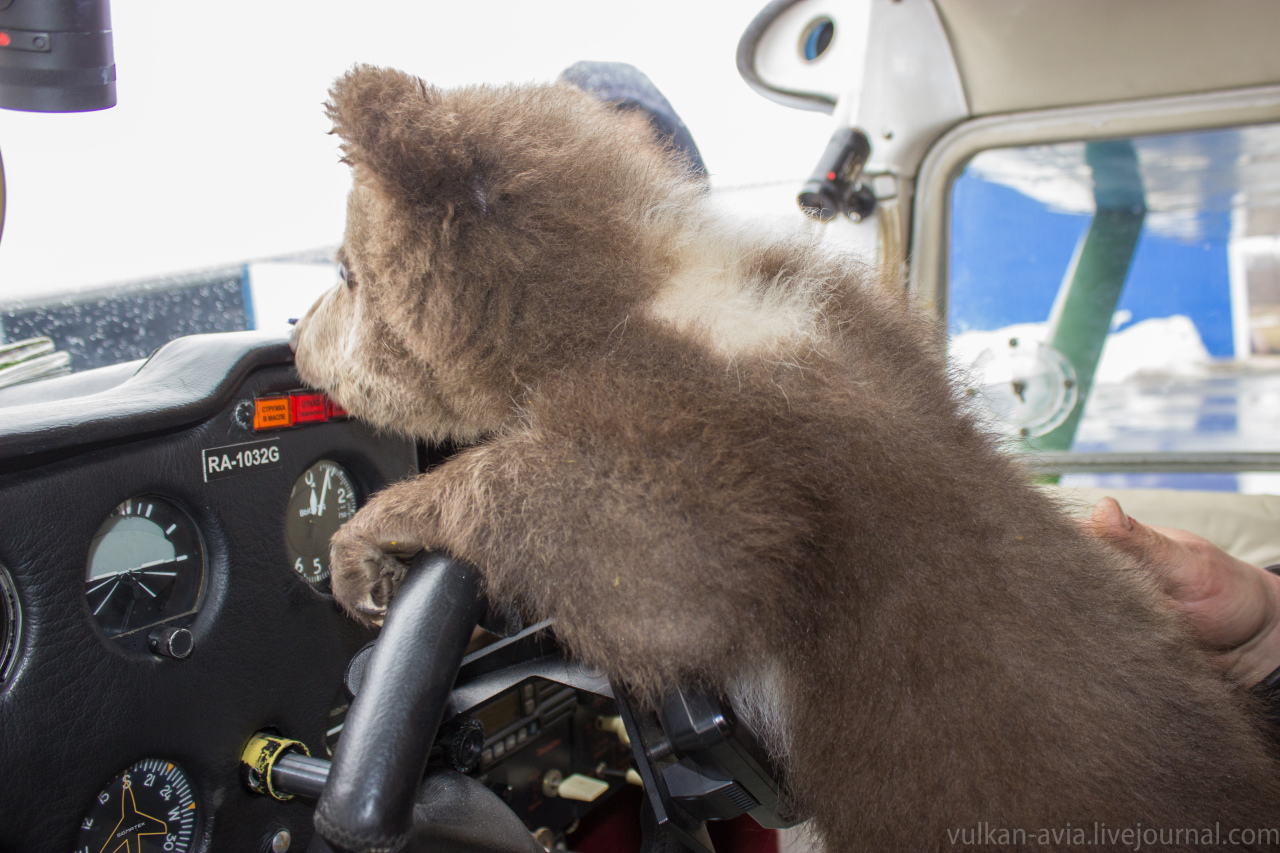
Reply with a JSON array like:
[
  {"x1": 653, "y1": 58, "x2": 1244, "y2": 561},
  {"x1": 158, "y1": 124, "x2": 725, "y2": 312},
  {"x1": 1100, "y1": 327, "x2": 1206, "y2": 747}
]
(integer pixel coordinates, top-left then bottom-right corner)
[
  {"x1": 948, "y1": 123, "x2": 1280, "y2": 492},
  {"x1": 0, "y1": 5, "x2": 830, "y2": 381}
]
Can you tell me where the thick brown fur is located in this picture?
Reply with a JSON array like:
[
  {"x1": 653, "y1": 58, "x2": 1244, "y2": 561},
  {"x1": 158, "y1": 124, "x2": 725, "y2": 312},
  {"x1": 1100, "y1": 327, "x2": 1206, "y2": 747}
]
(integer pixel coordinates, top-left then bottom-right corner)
[{"x1": 293, "y1": 65, "x2": 1280, "y2": 851}]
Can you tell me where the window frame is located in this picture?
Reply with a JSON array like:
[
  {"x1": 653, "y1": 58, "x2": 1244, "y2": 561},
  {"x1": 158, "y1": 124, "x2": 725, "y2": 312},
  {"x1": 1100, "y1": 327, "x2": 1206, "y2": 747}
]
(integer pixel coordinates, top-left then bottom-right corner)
[{"x1": 907, "y1": 83, "x2": 1280, "y2": 477}]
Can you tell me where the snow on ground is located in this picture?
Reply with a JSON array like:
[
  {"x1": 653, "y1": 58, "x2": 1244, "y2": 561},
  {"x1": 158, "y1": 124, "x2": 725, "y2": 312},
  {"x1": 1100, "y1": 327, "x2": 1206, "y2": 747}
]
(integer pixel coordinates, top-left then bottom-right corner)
[
  {"x1": 953, "y1": 316, "x2": 1280, "y2": 493},
  {"x1": 951, "y1": 314, "x2": 1212, "y2": 387}
]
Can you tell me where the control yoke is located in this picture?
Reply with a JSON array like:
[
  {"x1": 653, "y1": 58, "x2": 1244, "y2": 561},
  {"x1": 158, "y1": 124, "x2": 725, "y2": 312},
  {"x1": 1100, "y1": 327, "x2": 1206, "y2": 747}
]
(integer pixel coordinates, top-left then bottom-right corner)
[
  {"x1": 308, "y1": 551, "x2": 798, "y2": 853},
  {"x1": 312, "y1": 551, "x2": 532, "y2": 853}
]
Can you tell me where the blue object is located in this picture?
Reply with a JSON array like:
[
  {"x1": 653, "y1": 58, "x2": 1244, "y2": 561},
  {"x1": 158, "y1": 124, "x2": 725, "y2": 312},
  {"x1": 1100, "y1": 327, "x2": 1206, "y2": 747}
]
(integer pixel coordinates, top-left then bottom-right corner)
[
  {"x1": 559, "y1": 61, "x2": 707, "y2": 177},
  {"x1": 949, "y1": 172, "x2": 1234, "y2": 358}
]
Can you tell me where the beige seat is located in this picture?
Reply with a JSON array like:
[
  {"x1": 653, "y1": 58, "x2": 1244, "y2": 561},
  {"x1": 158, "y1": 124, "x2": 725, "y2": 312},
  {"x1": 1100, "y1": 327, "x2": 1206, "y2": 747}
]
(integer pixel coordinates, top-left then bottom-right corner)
[{"x1": 1049, "y1": 486, "x2": 1280, "y2": 568}]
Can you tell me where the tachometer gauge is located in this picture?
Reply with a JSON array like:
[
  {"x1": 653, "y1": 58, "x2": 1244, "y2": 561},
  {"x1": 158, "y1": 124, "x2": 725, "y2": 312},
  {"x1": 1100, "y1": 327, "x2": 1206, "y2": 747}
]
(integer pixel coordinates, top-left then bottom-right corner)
[
  {"x1": 86, "y1": 498, "x2": 205, "y2": 638},
  {"x1": 76, "y1": 758, "x2": 199, "y2": 853},
  {"x1": 285, "y1": 460, "x2": 358, "y2": 586}
]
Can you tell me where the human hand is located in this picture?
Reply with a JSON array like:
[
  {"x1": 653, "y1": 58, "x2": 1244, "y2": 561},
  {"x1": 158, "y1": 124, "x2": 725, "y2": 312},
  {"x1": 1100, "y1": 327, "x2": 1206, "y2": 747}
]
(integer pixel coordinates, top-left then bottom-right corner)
[{"x1": 1084, "y1": 496, "x2": 1280, "y2": 685}]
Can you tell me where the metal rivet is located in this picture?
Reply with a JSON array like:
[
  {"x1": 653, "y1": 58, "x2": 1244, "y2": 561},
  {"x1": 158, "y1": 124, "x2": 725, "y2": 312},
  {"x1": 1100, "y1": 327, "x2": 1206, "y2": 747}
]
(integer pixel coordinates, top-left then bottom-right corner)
[{"x1": 270, "y1": 829, "x2": 292, "y2": 853}]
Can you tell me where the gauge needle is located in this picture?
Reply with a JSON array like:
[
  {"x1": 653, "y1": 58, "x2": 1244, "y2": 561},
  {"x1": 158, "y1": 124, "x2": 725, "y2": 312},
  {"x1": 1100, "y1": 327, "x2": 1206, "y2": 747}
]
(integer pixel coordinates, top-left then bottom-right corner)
[
  {"x1": 92, "y1": 579, "x2": 121, "y2": 615},
  {"x1": 318, "y1": 467, "x2": 331, "y2": 517},
  {"x1": 87, "y1": 576, "x2": 116, "y2": 595},
  {"x1": 90, "y1": 557, "x2": 186, "y2": 582}
]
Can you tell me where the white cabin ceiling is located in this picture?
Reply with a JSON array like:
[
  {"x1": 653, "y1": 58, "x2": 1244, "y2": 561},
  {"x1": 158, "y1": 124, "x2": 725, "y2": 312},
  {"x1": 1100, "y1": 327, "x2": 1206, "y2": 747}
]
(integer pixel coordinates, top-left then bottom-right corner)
[{"x1": 934, "y1": 0, "x2": 1280, "y2": 116}]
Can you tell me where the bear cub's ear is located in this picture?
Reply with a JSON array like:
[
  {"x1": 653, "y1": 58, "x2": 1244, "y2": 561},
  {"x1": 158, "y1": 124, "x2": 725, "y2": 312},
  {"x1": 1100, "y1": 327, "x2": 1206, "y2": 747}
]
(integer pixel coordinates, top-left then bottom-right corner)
[{"x1": 326, "y1": 64, "x2": 469, "y2": 208}]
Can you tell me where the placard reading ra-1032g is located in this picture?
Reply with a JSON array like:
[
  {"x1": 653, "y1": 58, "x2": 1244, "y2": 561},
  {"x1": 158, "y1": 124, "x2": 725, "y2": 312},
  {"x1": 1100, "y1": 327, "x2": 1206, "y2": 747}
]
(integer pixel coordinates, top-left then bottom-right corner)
[{"x1": 201, "y1": 439, "x2": 282, "y2": 482}]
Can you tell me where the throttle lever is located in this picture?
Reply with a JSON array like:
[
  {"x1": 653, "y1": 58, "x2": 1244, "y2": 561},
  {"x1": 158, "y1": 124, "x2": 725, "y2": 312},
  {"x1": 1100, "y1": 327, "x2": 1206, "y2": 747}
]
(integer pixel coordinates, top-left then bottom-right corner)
[{"x1": 314, "y1": 552, "x2": 486, "y2": 853}]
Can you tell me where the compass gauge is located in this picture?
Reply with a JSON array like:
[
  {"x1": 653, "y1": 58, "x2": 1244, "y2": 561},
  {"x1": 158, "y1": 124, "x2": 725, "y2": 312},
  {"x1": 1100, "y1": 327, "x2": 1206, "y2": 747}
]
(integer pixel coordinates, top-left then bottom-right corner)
[
  {"x1": 86, "y1": 498, "x2": 205, "y2": 637},
  {"x1": 285, "y1": 460, "x2": 359, "y2": 587},
  {"x1": 76, "y1": 758, "x2": 199, "y2": 853}
]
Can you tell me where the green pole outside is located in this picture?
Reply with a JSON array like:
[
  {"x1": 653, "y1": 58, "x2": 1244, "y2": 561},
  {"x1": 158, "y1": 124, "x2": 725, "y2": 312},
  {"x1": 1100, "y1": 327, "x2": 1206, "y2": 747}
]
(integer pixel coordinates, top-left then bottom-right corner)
[{"x1": 1028, "y1": 140, "x2": 1146, "y2": 452}]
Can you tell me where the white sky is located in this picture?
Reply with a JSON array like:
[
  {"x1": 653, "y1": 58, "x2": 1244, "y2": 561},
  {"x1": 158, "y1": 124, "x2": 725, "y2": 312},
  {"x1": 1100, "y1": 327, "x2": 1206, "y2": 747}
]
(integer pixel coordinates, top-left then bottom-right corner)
[{"x1": 0, "y1": 0, "x2": 834, "y2": 303}]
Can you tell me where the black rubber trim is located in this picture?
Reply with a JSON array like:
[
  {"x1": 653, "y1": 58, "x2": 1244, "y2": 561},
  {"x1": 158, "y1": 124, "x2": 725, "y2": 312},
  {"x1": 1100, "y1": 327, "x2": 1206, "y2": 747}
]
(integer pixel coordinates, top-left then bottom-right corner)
[
  {"x1": 315, "y1": 552, "x2": 486, "y2": 853},
  {"x1": 0, "y1": 330, "x2": 292, "y2": 469},
  {"x1": 736, "y1": 0, "x2": 838, "y2": 114},
  {"x1": 0, "y1": 358, "x2": 143, "y2": 409}
]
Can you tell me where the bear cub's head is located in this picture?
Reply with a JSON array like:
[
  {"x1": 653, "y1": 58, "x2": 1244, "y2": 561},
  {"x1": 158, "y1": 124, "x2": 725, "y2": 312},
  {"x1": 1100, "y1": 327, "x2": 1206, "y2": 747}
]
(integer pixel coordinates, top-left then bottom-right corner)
[{"x1": 291, "y1": 64, "x2": 706, "y2": 443}]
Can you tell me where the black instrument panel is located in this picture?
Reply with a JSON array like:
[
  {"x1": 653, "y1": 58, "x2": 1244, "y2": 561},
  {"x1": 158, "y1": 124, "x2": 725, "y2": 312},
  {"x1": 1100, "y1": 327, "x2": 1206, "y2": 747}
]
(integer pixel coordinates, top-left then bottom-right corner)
[{"x1": 0, "y1": 333, "x2": 415, "y2": 852}]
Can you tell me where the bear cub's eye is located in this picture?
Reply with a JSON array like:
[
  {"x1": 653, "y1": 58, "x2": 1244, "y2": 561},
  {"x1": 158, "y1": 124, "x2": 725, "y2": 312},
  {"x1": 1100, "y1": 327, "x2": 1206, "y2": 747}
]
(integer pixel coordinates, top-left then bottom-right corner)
[{"x1": 338, "y1": 262, "x2": 356, "y2": 290}]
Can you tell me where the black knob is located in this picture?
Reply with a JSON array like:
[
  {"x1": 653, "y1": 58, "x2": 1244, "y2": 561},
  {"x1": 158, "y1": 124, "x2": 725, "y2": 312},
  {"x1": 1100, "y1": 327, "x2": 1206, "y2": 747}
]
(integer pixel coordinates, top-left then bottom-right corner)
[
  {"x1": 232, "y1": 400, "x2": 256, "y2": 430},
  {"x1": 437, "y1": 715, "x2": 485, "y2": 774},
  {"x1": 148, "y1": 626, "x2": 193, "y2": 659}
]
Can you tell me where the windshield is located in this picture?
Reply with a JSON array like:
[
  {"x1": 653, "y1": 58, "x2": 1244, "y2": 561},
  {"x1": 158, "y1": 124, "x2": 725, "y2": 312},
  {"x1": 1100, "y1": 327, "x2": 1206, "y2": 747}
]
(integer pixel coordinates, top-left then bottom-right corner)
[{"x1": 0, "y1": 1, "x2": 837, "y2": 372}]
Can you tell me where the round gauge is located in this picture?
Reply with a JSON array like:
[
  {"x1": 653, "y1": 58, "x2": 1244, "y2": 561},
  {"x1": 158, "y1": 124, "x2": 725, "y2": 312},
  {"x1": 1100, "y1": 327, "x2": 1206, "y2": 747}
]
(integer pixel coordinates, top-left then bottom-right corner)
[
  {"x1": 285, "y1": 460, "x2": 359, "y2": 586},
  {"x1": 86, "y1": 498, "x2": 205, "y2": 638},
  {"x1": 0, "y1": 564, "x2": 20, "y2": 685},
  {"x1": 77, "y1": 758, "x2": 199, "y2": 853}
]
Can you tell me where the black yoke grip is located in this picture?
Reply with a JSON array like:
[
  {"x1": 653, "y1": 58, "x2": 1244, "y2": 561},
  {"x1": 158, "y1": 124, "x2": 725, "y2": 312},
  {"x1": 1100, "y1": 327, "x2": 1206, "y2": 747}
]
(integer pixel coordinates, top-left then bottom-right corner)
[{"x1": 315, "y1": 552, "x2": 486, "y2": 853}]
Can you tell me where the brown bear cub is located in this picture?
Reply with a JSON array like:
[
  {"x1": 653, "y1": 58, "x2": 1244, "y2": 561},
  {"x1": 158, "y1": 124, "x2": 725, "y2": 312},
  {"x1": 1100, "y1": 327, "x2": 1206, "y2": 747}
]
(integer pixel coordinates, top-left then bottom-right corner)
[{"x1": 292, "y1": 65, "x2": 1280, "y2": 851}]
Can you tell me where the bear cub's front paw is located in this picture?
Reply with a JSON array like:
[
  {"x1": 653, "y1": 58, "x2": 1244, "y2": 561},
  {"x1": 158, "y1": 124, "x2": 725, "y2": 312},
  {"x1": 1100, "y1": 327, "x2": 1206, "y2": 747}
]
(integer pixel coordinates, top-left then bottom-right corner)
[{"x1": 329, "y1": 522, "x2": 426, "y2": 626}]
